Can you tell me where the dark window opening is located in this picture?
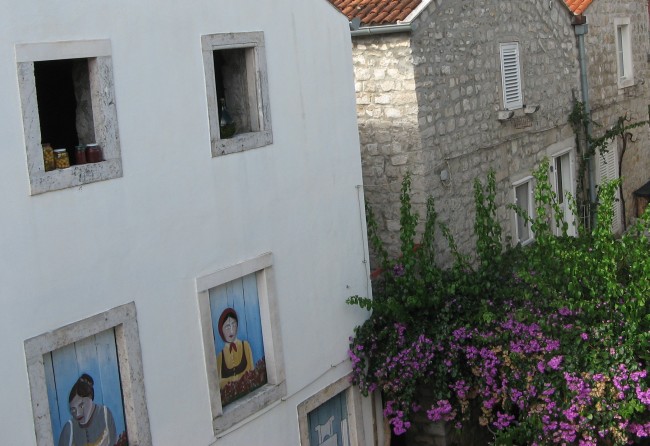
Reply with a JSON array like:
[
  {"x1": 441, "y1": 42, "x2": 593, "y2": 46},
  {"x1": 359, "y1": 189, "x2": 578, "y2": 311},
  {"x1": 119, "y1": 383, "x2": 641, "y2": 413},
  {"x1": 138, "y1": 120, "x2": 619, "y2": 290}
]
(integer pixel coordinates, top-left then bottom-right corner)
[
  {"x1": 34, "y1": 59, "x2": 95, "y2": 165},
  {"x1": 212, "y1": 48, "x2": 258, "y2": 138}
]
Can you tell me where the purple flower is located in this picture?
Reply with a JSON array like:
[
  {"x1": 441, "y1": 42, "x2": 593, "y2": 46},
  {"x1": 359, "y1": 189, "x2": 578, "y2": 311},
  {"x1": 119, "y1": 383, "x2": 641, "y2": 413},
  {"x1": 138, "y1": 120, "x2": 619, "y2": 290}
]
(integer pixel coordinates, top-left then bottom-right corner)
[
  {"x1": 493, "y1": 411, "x2": 515, "y2": 430},
  {"x1": 547, "y1": 356, "x2": 563, "y2": 370}
]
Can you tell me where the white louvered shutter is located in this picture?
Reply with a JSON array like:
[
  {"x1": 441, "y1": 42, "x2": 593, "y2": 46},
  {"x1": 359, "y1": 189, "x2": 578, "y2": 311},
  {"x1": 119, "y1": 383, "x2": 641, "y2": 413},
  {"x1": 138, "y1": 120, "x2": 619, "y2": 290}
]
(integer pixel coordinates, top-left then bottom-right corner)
[
  {"x1": 500, "y1": 42, "x2": 523, "y2": 110},
  {"x1": 596, "y1": 139, "x2": 622, "y2": 233}
]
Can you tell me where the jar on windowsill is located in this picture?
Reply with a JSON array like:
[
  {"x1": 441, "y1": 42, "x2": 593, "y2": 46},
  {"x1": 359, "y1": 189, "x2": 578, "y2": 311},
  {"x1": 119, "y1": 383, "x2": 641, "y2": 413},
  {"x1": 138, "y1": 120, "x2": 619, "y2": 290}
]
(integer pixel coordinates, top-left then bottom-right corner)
[
  {"x1": 42, "y1": 143, "x2": 55, "y2": 172},
  {"x1": 86, "y1": 144, "x2": 103, "y2": 163},
  {"x1": 54, "y1": 149, "x2": 70, "y2": 169},
  {"x1": 75, "y1": 145, "x2": 87, "y2": 165}
]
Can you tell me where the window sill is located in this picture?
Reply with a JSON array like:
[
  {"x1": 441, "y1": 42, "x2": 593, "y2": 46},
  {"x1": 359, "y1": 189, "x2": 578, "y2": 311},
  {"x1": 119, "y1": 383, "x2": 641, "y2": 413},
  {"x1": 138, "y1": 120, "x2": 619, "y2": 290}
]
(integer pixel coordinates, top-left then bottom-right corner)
[
  {"x1": 29, "y1": 159, "x2": 123, "y2": 195},
  {"x1": 212, "y1": 130, "x2": 273, "y2": 157},
  {"x1": 618, "y1": 78, "x2": 635, "y2": 90},
  {"x1": 213, "y1": 381, "x2": 286, "y2": 433}
]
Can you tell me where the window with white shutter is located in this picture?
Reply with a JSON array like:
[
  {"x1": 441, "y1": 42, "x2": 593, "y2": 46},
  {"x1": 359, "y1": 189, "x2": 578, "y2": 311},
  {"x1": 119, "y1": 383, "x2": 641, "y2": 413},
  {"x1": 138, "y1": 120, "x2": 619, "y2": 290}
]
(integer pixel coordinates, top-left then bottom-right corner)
[
  {"x1": 500, "y1": 42, "x2": 523, "y2": 110},
  {"x1": 596, "y1": 139, "x2": 622, "y2": 233}
]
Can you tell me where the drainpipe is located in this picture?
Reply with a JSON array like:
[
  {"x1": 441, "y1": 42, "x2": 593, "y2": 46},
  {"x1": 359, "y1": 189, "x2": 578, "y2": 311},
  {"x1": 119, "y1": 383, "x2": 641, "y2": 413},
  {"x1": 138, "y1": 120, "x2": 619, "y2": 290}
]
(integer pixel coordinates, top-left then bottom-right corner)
[
  {"x1": 574, "y1": 17, "x2": 597, "y2": 206},
  {"x1": 350, "y1": 23, "x2": 412, "y2": 37}
]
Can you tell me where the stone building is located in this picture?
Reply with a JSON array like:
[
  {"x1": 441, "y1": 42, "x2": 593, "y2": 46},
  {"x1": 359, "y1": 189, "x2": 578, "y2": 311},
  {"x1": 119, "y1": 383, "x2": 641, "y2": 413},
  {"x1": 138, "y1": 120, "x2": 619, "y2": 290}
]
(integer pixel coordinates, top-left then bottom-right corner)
[
  {"x1": 576, "y1": 0, "x2": 650, "y2": 233},
  {"x1": 331, "y1": 0, "x2": 650, "y2": 266}
]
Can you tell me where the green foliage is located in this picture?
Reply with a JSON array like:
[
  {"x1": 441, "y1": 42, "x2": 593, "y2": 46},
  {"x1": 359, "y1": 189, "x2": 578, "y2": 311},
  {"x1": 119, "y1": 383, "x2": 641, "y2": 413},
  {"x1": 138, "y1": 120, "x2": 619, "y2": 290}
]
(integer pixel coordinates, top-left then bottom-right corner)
[
  {"x1": 568, "y1": 100, "x2": 647, "y2": 226},
  {"x1": 348, "y1": 164, "x2": 650, "y2": 445}
]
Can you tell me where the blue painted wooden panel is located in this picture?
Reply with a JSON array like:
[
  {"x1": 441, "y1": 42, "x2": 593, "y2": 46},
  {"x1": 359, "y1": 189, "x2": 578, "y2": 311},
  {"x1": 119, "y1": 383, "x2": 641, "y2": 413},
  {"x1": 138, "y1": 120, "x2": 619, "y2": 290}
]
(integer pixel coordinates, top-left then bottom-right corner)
[
  {"x1": 308, "y1": 391, "x2": 350, "y2": 446},
  {"x1": 46, "y1": 329, "x2": 126, "y2": 443},
  {"x1": 242, "y1": 273, "x2": 264, "y2": 363},
  {"x1": 43, "y1": 353, "x2": 61, "y2": 430},
  {"x1": 95, "y1": 329, "x2": 126, "y2": 437}
]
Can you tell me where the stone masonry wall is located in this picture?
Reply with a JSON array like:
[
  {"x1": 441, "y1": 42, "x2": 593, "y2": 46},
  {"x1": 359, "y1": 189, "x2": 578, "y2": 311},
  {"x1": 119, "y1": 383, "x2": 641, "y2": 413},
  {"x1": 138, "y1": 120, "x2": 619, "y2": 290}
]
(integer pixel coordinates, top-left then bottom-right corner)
[
  {"x1": 354, "y1": 34, "x2": 425, "y2": 257},
  {"x1": 354, "y1": 0, "x2": 581, "y2": 266},
  {"x1": 583, "y1": 0, "x2": 650, "y2": 227}
]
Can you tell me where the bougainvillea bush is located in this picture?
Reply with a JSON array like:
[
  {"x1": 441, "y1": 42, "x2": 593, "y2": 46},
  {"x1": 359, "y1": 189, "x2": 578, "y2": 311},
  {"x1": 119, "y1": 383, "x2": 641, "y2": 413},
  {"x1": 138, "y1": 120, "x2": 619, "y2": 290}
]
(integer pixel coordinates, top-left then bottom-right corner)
[{"x1": 348, "y1": 161, "x2": 650, "y2": 445}]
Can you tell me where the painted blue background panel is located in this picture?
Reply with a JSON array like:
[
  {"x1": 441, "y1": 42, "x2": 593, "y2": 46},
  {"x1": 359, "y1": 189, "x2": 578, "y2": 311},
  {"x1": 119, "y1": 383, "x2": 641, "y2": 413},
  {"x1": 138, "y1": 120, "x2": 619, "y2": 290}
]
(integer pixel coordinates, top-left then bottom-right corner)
[
  {"x1": 308, "y1": 392, "x2": 349, "y2": 446},
  {"x1": 46, "y1": 329, "x2": 126, "y2": 443}
]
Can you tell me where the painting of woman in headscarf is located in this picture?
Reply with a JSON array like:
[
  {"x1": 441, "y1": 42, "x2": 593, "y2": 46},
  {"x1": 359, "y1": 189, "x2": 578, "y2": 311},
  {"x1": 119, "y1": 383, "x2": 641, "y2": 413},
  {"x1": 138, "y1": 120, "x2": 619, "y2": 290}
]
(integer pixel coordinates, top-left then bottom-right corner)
[
  {"x1": 216, "y1": 308, "x2": 254, "y2": 388},
  {"x1": 209, "y1": 272, "x2": 267, "y2": 405}
]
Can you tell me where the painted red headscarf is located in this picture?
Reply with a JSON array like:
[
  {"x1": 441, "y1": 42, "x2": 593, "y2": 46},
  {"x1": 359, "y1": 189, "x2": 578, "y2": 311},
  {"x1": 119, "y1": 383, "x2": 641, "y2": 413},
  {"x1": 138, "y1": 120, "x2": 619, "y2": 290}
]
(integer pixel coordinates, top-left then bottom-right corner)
[{"x1": 218, "y1": 308, "x2": 239, "y2": 352}]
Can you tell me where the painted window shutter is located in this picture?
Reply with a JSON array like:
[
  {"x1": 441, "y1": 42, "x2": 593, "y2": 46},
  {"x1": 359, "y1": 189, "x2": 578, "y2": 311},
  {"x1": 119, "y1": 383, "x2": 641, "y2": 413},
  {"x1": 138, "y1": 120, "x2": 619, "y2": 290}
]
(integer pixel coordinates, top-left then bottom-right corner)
[
  {"x1": 500, "y1": 42, "x2": 523, "y2": 110},
  {"x1": 596, "y1": 139, "x2": 622, "y2": 233}
]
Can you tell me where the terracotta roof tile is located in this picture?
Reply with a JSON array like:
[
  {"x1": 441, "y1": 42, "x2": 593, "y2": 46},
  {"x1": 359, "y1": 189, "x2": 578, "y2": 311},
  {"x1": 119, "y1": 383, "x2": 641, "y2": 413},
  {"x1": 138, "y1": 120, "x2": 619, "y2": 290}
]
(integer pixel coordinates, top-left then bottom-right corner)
[
  {"x1": 331, "y1": 0, "x2": 596, "y2": 26},
  {"x1": 562, "y1": 0, "x2": 594, "y2": 14},
  {"x1": 328, "y1": 0, "x2": 423, "y2": 26}
]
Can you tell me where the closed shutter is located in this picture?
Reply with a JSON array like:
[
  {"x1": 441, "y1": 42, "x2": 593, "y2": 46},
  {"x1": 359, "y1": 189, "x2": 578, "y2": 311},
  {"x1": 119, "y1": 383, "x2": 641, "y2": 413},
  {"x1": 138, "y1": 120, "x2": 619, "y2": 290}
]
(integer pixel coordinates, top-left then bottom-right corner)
[
  {"x1": 500, "y1": 42, "x2": 523, "y2": 110},
  {"x1": 596, "y1": 139, "x2": 622, "y2": 233}
]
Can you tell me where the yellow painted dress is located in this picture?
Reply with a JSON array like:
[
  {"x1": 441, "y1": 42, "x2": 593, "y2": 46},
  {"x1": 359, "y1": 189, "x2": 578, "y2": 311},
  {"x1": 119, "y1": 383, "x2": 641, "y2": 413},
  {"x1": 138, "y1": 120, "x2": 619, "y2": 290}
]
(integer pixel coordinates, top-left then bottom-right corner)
[{"x1": 217, "y1": 339, "x2": 254, "y2": 388}]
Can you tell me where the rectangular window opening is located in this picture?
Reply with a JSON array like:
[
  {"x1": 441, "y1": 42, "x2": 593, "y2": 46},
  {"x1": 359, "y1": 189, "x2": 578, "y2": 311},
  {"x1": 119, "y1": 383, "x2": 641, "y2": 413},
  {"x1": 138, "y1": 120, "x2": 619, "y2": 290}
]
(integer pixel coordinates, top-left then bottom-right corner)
[
  {"x1": 513, "y1": 178, "x2": 533, "y2": 245},
  {"x1": 24, "y1": 302, "x2": 152, "y2": 446},
  {"x1": 617, "y1": 26, "x2": 626, "y2": 79},
  {"x1": 34, "y1": 58, "x2": 97, "y2": 168},
  {"x1": 201, "y1": 32, "x2": 272, "y2": 157},
  {"x1": 614, "y1": 18, "x2": 634, "y2": 88},
  {"x1": 16, "y1": 39, "x2": 123, "y2": 195},
  {"x1": 196, "y1": 253, "x2": 286, "y2": 433},
  {"x1": 212, "y1": 48, "x2": 260, "y2": 138}
]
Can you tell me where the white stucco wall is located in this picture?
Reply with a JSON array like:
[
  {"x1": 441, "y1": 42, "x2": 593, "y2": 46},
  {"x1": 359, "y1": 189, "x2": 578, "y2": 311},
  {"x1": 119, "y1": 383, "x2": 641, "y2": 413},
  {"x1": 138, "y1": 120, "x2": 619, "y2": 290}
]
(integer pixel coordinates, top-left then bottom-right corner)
[{"x1": 0, "y1": 0, "x2": 374, "y2": 444}]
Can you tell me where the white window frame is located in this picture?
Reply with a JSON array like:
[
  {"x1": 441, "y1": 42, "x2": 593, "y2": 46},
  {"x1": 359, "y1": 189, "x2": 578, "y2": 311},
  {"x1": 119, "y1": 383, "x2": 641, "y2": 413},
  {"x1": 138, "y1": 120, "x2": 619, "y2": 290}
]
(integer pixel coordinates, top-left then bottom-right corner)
[
  {"x1": 15, "y1": 40, "x2": 123, "y2": 195},
  {"x1": 615, "y1": 17, "x2": 634, "y2": 89},
  {"x1": 500, "y1": 42, "x2": 523, "y2": 110},
  {"x1": 512, "y1": 176, "x2": 534, "y2": 245},
  {"x1": 24, "y1": 302, "x2": 152, "y2": 446},
  {"x1": 195, "y1": 252, "x2": 286, "y2": 434},
  {"x1": 201, "y1": 32, "x2": 273, "y2": 157},
  {"x1": 297, "y1": 374, "x2": 365, "y2": 446}
]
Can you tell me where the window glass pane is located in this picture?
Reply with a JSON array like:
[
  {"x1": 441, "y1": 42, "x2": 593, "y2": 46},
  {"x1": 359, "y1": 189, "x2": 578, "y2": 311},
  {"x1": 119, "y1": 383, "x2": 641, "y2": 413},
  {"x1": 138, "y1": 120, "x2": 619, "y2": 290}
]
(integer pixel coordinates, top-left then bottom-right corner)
[
  {"x1": 515, "y1": 183, "x2": 530, "y2": 242},
  {"x1": 617, "y1": 26, "x2": 625, "y2": 78}
]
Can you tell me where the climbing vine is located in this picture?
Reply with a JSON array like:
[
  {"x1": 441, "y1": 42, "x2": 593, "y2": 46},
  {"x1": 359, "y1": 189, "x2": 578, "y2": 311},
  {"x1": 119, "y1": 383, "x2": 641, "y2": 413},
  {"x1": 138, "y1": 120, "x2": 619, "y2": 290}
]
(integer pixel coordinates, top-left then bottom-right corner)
[{"x1": 568, "y1": 101, "x2": 647, "y2": 230}]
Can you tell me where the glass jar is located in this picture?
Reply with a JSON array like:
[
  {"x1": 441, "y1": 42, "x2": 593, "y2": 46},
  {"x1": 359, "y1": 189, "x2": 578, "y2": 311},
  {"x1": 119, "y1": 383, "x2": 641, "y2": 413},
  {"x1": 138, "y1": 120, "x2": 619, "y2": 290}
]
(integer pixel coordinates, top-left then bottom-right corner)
[
  {"x1": 219, "y1": 98, "x2": 236, "y2": 139},
  {"x1": 75, "y1": 145, "x2": 87, "y2": 165},
  {"x1": 42, "y1": 143, "x2": 55, "y2": 172},
  {"x1": 86, "y1": 144, "x2": 103, "y2": 163},
  {"x1": 54, "y1": 149, "x2": 70, "y2": 169}
]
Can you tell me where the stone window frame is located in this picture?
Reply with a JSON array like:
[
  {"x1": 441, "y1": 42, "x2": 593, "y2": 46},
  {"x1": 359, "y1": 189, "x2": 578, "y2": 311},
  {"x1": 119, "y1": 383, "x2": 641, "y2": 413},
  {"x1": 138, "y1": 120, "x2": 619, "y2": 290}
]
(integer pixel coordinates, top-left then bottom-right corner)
[
  {"x1": 201, "y1": 31, "x2": 273, "y2": 157},
  {"x1": 297, "y1": 373, "x2": 365, "y2": 446},
  {"x1": 15, "y1": 39, "x2": 123, "y2": 195},
  {"x1": 499, "y1": 42, "x2": 523, "y2": 111},
  {"x1": 614, "y1": 17, "x2": 634, "y2": 89},
  {"x1": 512, "y1": 176, "x2": 535, "y2": 246},
  {"x1": 195, "y1": 252, "x2": 286, "y2": 434},
  {"x1": 24, "y1": 302, "x2": 152, "y2": 446}
]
